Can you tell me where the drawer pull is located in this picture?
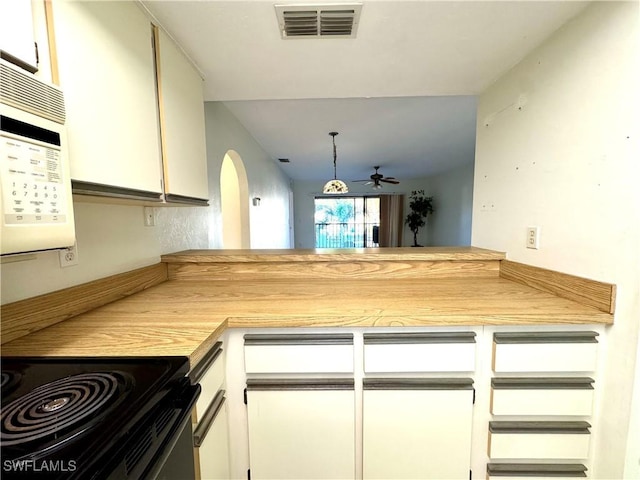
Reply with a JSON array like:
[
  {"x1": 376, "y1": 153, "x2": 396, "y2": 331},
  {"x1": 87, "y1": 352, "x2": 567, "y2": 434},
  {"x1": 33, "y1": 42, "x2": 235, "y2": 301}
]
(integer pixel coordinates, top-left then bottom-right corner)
[
  {"x1": 364, "y1": 332, "x2": 476, "y2": 344},
  {"x1": 364, "y1": 378, "x2": 473, "y2": 390},
  {"x1": 491, "y1": 377, "x2": 594, "y2": 389},
  {"x1": 189, "y1": 341, "x2": 223, "y2": 383},
  {"x1": 193, "y1": 389, "x2": 225, "y2": 447},
  {"x1": 246, "y1": 378, "x2": 354, "y2": 391},
  {"x1": 244, "y1": 333, "x2": 353, "y2": 345},
  {"x1": 487, "y1": 463, "x2": 587, "y2": 477},
  {"x1": 494, "y1": 331, "x2": 598, "y2": 344},
  {"x1": 489, "y1": 421, "x2": 591, "y2": 434}
]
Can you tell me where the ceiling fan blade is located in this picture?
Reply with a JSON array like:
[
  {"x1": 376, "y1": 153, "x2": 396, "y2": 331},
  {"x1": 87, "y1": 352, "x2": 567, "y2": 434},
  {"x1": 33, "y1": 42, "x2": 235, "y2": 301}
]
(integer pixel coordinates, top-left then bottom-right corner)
[
  {"x1": 352, "y1": 179, "x2": 371, "y2": 183},
  {"x1": 380, "y1": 178, "x2": 400, "y2": 184}
]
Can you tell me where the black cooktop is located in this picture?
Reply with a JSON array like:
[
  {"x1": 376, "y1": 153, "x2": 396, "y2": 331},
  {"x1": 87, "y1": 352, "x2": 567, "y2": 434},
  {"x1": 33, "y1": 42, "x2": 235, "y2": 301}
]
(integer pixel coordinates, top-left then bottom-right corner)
[{"x1": 0, "y1": 356, "x2": 190, "y2": 479}]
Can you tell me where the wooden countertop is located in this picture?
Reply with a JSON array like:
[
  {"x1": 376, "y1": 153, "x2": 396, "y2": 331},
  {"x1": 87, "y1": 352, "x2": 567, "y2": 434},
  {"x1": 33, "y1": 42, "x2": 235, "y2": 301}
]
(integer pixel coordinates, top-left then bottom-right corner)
[
  {"x1": 161, "y1": 246, "x2": 506, "y2": 263},
  {"x1": 1, "y1": 273, "x2": 613, "y2": 366}
]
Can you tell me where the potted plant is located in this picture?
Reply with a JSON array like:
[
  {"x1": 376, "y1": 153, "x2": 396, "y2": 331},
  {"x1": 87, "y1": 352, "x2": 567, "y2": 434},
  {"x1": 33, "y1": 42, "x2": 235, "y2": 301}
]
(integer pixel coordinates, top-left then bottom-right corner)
[{"x1": 405, "y1": 190, "x2": 434, "y2": 247}]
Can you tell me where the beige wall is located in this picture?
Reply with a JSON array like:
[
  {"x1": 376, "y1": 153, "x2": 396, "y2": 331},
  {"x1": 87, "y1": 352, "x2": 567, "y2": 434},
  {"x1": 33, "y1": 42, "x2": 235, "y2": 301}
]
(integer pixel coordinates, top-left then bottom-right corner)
[{"x1": 472, "y1": 2, "x2": 640, "y2": 476}]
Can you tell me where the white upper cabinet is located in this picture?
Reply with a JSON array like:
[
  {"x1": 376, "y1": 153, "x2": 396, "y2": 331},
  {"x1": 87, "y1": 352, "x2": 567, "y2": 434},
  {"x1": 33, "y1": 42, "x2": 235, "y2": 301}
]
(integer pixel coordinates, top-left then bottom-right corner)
[
  {"x1": 0, "y1": 0, "x2": 38, "y2": 73},
  {"x1": 154, "y1": 28, "x2": 208, "y2": 203},
  {"x1": 52, "y1": 1, "x2": 163, "y2": 197}
]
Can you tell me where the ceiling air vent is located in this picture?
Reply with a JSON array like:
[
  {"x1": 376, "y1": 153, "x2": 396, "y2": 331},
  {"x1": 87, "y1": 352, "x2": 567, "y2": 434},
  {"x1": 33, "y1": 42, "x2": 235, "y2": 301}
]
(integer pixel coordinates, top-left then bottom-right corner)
[{"x1": 275, "y1": 4, "x2": 362, "y2": 39}]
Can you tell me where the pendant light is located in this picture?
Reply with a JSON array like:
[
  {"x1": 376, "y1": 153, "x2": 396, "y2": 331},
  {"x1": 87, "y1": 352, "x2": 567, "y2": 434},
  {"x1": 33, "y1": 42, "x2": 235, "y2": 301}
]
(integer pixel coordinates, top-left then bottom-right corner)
[{"x1": 322, "y1": 131, "x2": 349, "y2": 194}]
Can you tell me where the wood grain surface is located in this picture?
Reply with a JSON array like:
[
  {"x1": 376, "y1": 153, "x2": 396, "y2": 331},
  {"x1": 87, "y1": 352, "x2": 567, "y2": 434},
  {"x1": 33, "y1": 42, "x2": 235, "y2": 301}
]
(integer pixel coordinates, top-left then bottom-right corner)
[
  {"x1": 1, "y1": 311, "x2": 228, "y2": 368},
  {"x1": 167, "y1": 260, "x2": 500, "y2": 281},
  {"x1": 161, "y1": 247, "x2": 506, "y2": 263},
  {"x1": 1, "y1": 249, "x2": 616, "y2": 363},
  {"x1": 1, "y1": 275, "x2": 612, "y2": 361},
  {"x1": 500, "y1": 260, "x2": 616, "y2": 314},
  {"x1": 1, "y1": 263, "x2": 167, "y2": 344}
]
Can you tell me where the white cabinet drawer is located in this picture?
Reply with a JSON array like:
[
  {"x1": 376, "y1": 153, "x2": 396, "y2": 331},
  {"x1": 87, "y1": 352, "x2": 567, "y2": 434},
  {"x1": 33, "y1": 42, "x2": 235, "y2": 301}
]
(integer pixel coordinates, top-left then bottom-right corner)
[
  {"x1": 489, "y1": 422, "x2": 591, "y2": 460},
  {"x1": 487, "y1": 463, "x2": 588, "y2": 479},
  {"x1": 491, "y1": 378, "x2": 594, "y2": 416},
  {"x1": 190, "y1": 342, "x2": 225, "y2": 423},
  {"x1": 244, "y1": 334, "x2": 353, "y2": 373},
  {"x1": 363, "y1": 332, "x2": 476, "y2": 373},
  {"x1": 493, "y1": 332, "x2": 599, "y2": 373}
]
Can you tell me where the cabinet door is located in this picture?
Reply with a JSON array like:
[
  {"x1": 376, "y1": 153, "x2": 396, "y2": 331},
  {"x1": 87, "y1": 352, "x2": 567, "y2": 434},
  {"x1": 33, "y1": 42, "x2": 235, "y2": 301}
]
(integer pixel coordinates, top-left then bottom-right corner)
[
  {"x1": 246, "y1": 380, "x2": 355, "y2": 480},
  {"x1": 155, "y1": 27, "x2": 208, "y2": 202},
  {"x1": 0, "y1": 0, "x2": 38, "y2": 72},
  {"x1": 194, "y1": 393, "x2": 230, "y2": 480},
  {"x1": 52, "y1": 1, "x2": 162, "y2": 195},
  {"x1": 363, "y1": 379, "x2": 474, "y2": 479}
]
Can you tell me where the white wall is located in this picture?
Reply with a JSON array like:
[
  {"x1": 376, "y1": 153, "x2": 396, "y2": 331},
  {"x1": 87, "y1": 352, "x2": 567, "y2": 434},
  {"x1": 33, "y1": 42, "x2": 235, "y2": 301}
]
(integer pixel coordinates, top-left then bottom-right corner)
[
  {"x1": 293, "y1": 162, "x2": 473, "y2": 249},
  {"x1": 472, "y1": 2, "x2": 640, "y2": 477},
  {"x1": 204, "y1": 102, "x2": 292, "y2": 249},
  {"x1": 425, "y1": 162, "x2": 474, "y2": 247}
]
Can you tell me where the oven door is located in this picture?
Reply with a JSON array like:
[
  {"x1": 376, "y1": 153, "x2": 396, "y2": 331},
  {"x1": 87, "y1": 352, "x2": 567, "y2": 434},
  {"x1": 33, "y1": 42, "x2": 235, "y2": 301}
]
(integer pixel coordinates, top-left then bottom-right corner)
[{"x1": 104, "y1": 379, "x2": 200, "y2": 480}]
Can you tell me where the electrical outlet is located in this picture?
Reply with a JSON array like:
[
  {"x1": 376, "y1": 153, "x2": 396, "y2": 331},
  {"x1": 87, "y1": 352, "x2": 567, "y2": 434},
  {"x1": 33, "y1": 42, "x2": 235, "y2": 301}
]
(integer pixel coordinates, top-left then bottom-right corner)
[
  {"x1": 526, "y1": 226, "x2": 540, "y2": 249},
  {"x1": 143, "y1": 207, "x2": 156, "y2": 227},
  {"x1": 59, "y1": 243, "x2": 79, "y2": 267}
]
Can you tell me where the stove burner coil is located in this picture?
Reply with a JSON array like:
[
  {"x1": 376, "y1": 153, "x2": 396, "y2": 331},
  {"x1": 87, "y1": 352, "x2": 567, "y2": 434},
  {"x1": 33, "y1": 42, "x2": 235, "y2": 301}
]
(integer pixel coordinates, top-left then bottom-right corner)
[
  {"x1": 1, "y1": 372, "x2": 131, "y2": 447},
  {"x1": 1, "y1": 371, "x2": 22, "y2": 395},
  {"x1": 1, "y1": 371, "x2": 12, "y2": 388}
]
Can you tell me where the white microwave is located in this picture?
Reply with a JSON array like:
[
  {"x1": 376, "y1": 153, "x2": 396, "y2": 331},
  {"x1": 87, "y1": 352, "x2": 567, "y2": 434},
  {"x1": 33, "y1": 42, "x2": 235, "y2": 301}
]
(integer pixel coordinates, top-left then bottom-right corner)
[{"x1": 0, "y1": 59, "x2": 75, "y2": 255}]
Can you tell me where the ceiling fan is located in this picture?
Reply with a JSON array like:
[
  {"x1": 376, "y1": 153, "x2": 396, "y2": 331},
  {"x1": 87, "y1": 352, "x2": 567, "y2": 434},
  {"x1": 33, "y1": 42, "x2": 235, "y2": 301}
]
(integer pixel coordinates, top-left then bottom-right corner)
[{"x1": 353, "y1": 166, "x2": 400, "y2": 189}]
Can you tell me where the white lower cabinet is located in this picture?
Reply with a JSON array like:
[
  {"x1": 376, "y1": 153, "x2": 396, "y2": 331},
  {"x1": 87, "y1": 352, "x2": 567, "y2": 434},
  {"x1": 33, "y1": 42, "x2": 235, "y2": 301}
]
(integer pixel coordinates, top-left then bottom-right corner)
[
  {"x1": 492, "y1": 331, "x2": 599, "y2": 373},
  {"x1": 363, "y1": 379, "x2": 474, "y2": 479},
  {"x1": 194, "y1": 391, "x2": 230, "y2": 480},
  {"x1": 491, "y1": 377, "x2": 594, "y2": 416},
  {"x1": 486, "y1": 463, "x2": 588, "y2": 480},
  {"x1": 190, "y1": 342, "x2": 230, "y2": 480},
  {"x1": 364, "y1": 332, "x2": 476, "y2": 373},
  {"x1": 488, "y1": 422, "x2": 591, "y2": 460},
  {"x1": 246, "y1": 379, "x2": 356, "y2": 480},
  {"x1": 244, "y1": 333, "x2": 354, "y2": 374},
  {"x1": 230, "y1": 328, "x2": 601, "y2": 479}
]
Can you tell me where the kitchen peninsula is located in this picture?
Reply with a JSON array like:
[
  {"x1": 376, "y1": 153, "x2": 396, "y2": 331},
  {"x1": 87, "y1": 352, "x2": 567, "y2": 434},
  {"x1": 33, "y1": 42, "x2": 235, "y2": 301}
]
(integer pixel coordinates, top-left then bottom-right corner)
[
  {"x1": 1, "y1": 247, "x2": 616, "y2": 479},
  {"x1": 1, "y1": 247, "x2": 614, "y2": 363}
]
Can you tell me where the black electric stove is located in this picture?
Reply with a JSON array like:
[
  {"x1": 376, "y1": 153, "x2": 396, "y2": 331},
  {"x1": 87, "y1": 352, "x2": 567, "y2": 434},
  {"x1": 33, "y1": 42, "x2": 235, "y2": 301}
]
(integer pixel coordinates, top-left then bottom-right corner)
[{"x1": 0, "y1": 357, "x2": 199, "y2": 480}]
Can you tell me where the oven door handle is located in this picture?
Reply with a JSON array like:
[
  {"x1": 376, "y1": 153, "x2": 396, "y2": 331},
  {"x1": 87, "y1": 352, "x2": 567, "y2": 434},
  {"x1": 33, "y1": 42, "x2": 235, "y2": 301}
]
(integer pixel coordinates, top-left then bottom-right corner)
[{"x1": 193, "y1": 389, "x2": 226, "y2": 447}]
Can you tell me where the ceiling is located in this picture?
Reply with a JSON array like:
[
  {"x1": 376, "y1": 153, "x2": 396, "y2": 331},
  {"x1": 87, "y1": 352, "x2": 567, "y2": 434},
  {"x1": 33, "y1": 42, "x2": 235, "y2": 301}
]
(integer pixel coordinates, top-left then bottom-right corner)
[{"x1": 142, "y1": 0, "x2": 589, "y2": 182}]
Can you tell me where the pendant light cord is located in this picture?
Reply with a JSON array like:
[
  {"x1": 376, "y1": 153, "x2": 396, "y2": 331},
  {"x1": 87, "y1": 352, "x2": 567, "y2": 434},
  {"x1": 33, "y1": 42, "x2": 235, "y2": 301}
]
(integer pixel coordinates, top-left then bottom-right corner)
[{"x1": 330, "y1": 131, "x2": 338, "y2": 180}]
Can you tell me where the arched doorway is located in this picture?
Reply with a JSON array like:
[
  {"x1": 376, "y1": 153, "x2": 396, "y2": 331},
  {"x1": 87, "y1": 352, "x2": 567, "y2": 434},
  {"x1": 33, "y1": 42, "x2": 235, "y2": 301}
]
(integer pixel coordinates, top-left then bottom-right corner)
[{"x1": 220, "y1": 150, "x2": 250, "y2": 248}]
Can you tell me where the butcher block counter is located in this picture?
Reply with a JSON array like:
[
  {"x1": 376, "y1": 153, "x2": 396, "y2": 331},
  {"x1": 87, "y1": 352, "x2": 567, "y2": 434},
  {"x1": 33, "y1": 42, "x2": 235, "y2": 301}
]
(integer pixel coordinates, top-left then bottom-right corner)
[{"x1": 0, "y1": 247, "x2": 615, "y2": 367}]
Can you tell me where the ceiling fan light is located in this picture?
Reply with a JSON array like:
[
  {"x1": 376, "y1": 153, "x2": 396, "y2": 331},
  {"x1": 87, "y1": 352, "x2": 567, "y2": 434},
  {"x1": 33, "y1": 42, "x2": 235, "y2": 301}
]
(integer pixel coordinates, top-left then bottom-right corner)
[
  {"x1": 323, "y1": 179, "x2": 349, "y2": 194},
  {"x1": 372, "y1": 183, "x2": 382, "y2": 190}
]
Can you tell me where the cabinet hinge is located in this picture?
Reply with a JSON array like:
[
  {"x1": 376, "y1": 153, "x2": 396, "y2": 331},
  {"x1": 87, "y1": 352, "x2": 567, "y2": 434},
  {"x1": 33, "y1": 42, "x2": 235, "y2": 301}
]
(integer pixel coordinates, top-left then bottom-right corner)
[
  {"x1": 472, "y1": 387, "x2": 476, "y2": 404},
  {"x1": 34, "y1": 42, "x2": 39, "y2": 66},
  {"x1": 244, "y1": 387, "x2": 248, "y2": 405}
]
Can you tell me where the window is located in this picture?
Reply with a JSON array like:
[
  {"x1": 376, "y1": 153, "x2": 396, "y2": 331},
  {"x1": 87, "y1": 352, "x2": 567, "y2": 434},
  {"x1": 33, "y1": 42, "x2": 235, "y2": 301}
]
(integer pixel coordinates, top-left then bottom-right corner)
[{"x1": 314, "y1": 196, "x2": 380, "y2": 248}]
